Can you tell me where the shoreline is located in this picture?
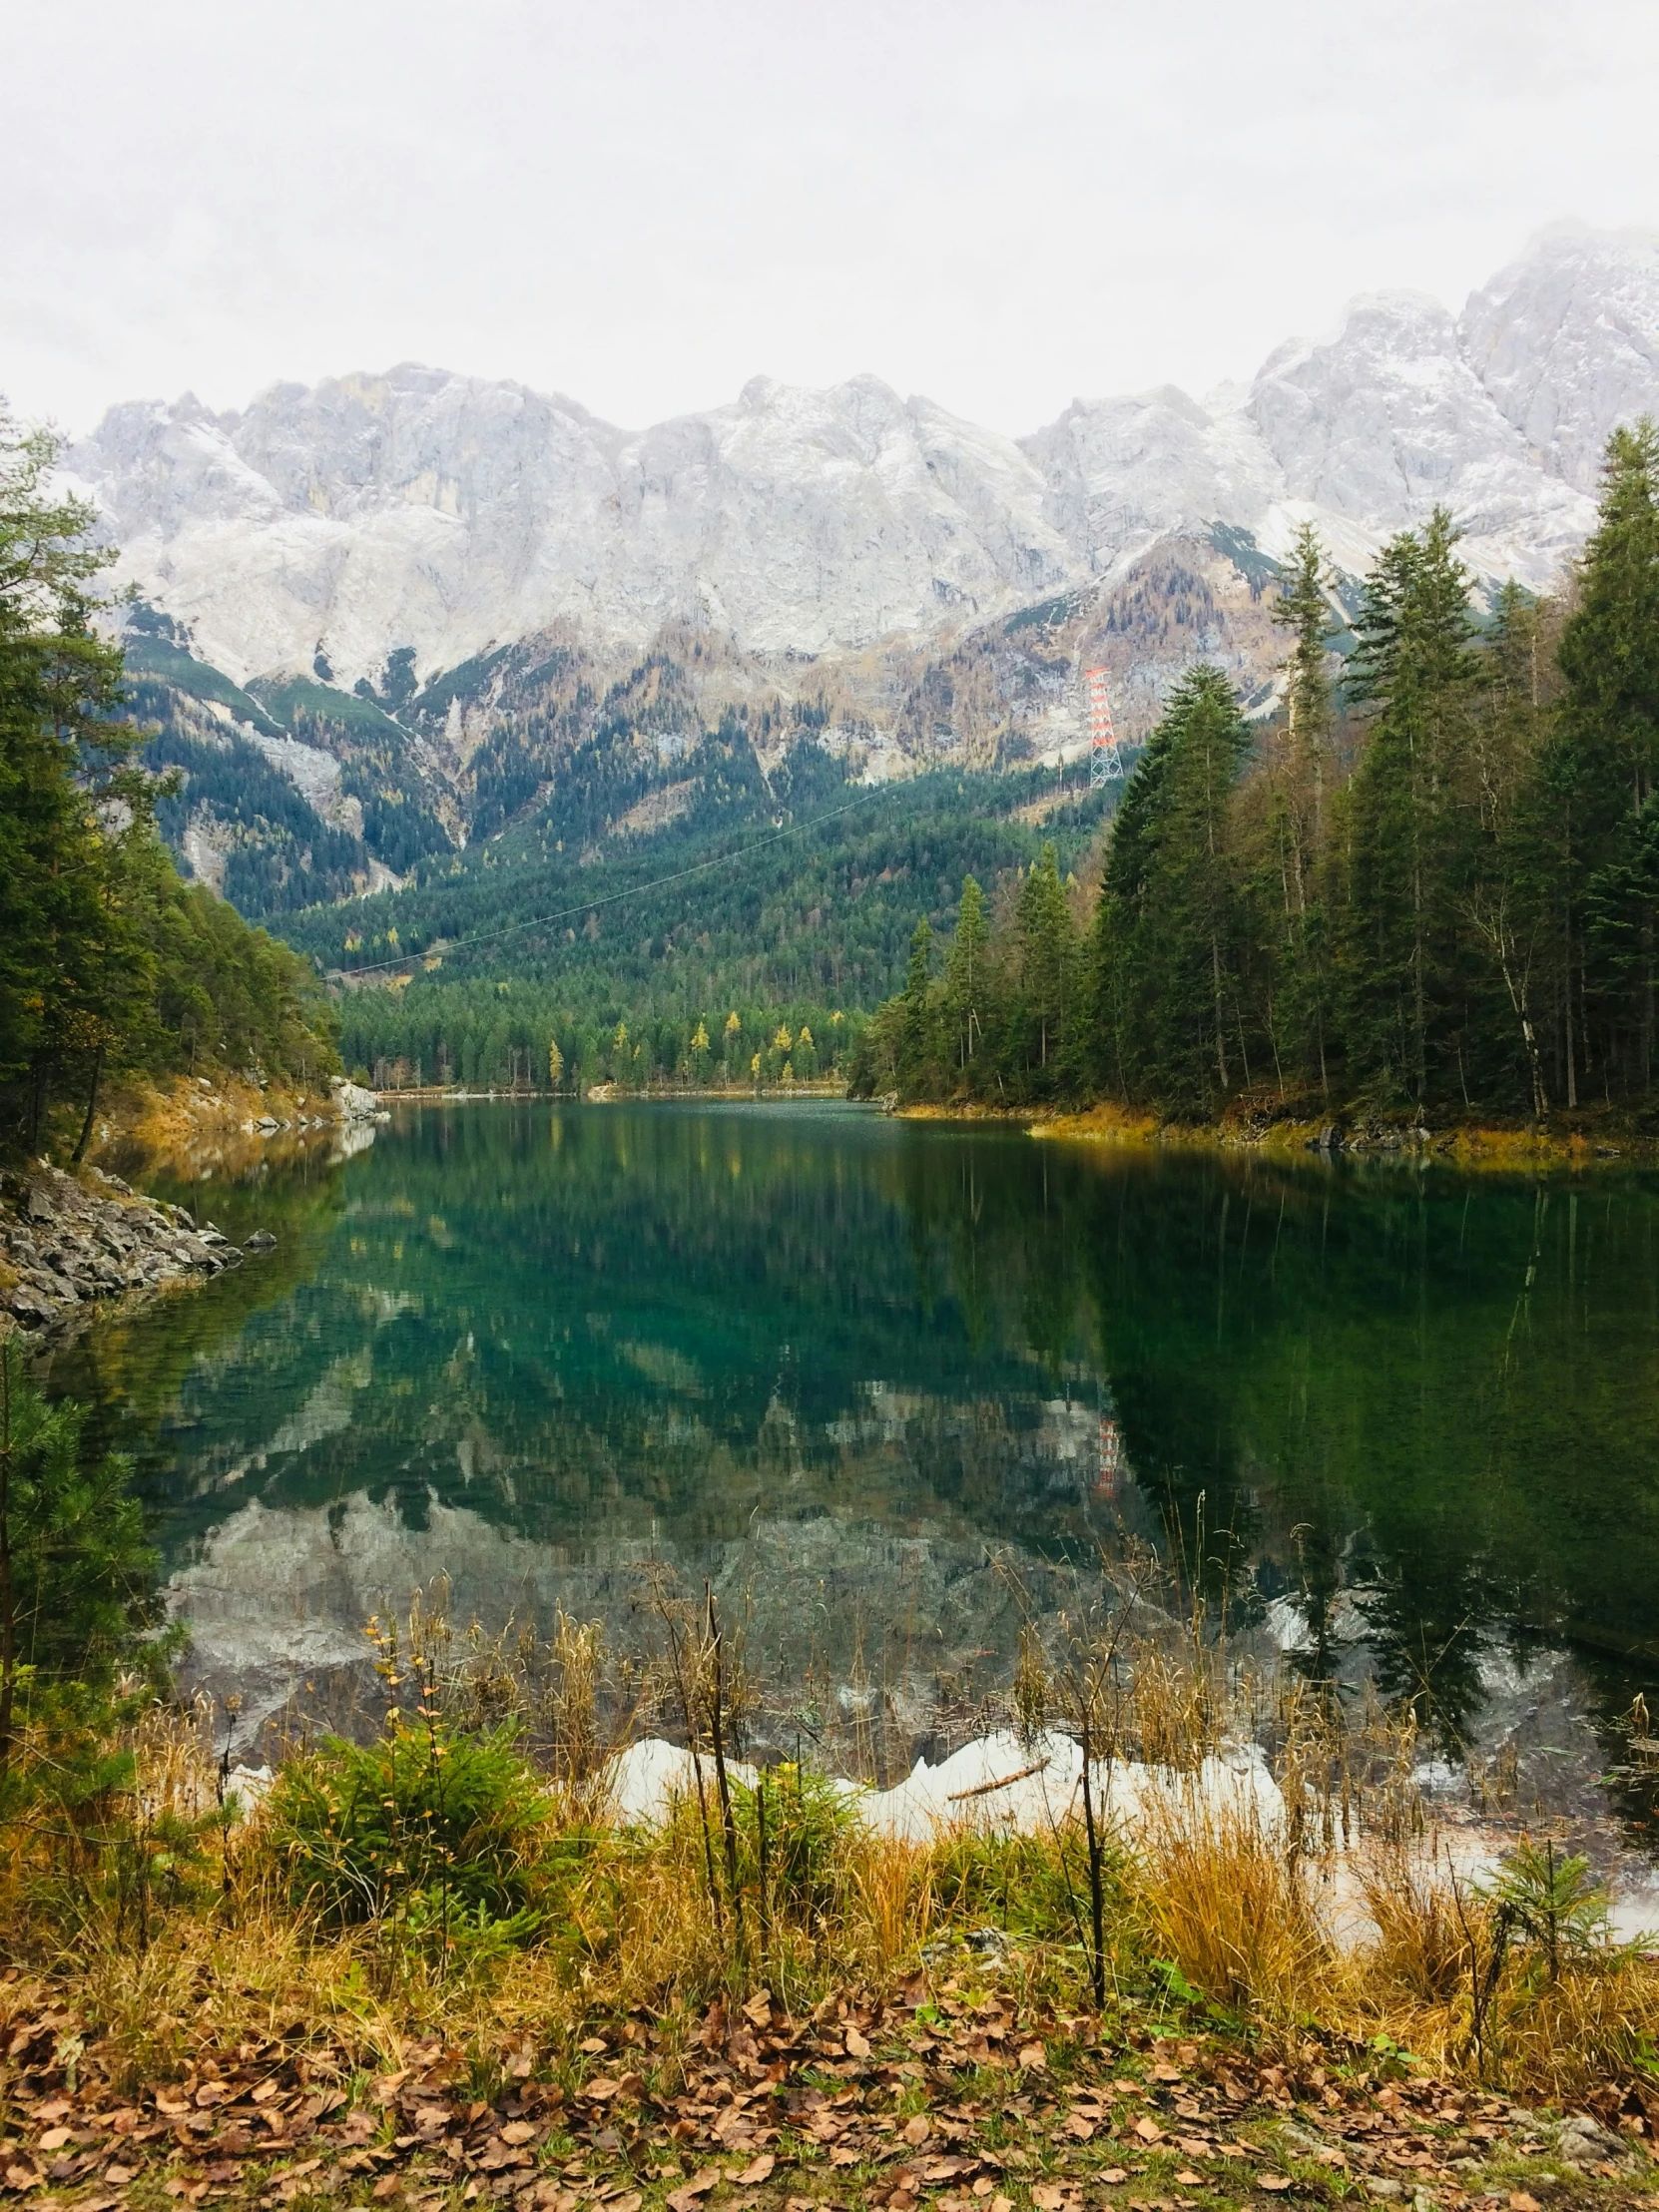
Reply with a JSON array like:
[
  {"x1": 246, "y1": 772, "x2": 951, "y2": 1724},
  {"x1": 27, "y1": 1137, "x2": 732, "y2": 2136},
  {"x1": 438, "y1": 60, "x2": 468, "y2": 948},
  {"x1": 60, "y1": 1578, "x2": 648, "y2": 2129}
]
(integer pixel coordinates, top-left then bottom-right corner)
[
  {"x1": 896, "y1": 1096, "x2": 1659, "y2": 1168},
  {"x1": 0, "y1": 1077, "x2": 382, "y2": 1340},
  {"x1": 371, "y1": 1082, "x2": 854, "y2": 1105}
]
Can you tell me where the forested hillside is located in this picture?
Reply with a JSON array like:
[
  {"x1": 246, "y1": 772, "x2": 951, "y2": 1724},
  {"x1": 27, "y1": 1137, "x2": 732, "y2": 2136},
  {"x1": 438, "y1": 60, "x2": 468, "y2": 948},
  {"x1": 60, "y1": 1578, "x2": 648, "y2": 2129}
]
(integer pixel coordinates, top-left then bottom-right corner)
[
  {"x1": 856, "y1": 423, "x2": 1659, "y2": 1132},
  {"x1": 297, "y1": 746, "x2": 1113, "y2": 1090},
  {"x1": 0, "y1": 418, "x2": 339, "y2": 1159}
]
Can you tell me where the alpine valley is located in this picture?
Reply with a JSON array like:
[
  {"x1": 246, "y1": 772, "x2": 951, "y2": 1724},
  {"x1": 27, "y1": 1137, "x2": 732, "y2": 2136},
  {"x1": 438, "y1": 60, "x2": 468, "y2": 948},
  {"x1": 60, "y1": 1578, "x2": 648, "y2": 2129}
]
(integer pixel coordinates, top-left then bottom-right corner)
[{"x1": 63, "y1": 224, "x2": 1659, "y2": 997}]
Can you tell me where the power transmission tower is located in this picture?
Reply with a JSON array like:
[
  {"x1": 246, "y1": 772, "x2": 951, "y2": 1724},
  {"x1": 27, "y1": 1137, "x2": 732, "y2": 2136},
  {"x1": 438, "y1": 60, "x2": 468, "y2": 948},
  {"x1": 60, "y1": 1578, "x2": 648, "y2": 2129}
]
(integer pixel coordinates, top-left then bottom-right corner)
[{"x1": 1084, "y1": 666, "x2": 1125, "y2": 789}]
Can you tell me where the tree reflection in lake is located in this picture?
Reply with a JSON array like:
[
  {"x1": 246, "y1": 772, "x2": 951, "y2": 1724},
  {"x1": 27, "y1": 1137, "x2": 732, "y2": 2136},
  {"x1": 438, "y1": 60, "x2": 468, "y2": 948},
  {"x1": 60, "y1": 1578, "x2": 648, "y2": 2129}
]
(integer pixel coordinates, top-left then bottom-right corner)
[{"x1": 45, "y1": 1103, "x2": 1659, "y2": 1815}]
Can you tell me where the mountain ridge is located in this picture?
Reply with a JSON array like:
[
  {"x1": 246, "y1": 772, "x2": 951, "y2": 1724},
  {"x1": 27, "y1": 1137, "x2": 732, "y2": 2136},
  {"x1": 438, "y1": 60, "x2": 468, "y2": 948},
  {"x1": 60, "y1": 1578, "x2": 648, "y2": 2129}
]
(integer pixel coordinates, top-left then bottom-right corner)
[
  {"x1": 50, "y1": 225, "x2": 1659, "y2": 923},
  {"x1": 67, "y1": 225, "x2": 1659, "y2": 706}
]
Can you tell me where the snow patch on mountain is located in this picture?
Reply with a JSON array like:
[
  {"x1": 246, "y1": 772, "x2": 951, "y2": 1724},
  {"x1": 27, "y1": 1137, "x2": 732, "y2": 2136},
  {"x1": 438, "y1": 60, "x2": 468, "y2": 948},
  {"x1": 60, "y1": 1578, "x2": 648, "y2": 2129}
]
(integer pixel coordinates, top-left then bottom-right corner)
[
  {"x1": 1459, "y1": 224, "x2": 1659, "y2": 494},
  {"x1": 65, "y1": 227, "x2": 1659, "y2": 696}
]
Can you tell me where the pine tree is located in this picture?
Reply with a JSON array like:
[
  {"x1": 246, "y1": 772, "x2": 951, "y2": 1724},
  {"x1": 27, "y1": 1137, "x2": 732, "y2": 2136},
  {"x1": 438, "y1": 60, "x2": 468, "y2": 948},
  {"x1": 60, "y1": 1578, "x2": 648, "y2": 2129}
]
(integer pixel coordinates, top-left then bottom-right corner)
[
  {"x1": 1551, "y1": 419, "x2": 1659, "y2": 1100},
  {"x1": 942, "y1": 875, "x2": 989, "y2": 1070},
  {"x1": 898, "y1": 917, "x2": 938, "y2": 1090},
  {"x1": 1261, "y1": 523, "x2": 1339, "y2": 1094},
  {"x1": 1016, "y1": 843, "x2": 1074, "y2": 1080},
  {"x1": 1339, "y1": 508, "x2": 1479, "y2": 1107},
  {"x1": 1089, "y1": 666, "x2": 1251, "y2": 1114}
]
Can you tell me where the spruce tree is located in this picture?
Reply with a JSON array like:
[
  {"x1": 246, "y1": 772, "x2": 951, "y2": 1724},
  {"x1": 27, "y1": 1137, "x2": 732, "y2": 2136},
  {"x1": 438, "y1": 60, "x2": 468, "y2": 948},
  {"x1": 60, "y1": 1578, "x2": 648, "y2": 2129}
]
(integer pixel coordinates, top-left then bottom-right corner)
[
  {"x1": 0, "y1": 1340, "x2": 166, "y2": 1786},
  {"x1": 1552, "y1": 419, "x2": 1659, "y2": 1100},
  {"x1": 1263, "y1": 522, "x2": 1339, "y2": 1094},
  {"x1": 942, "y1": 875, "x2": 988, "y2": 1070},
  {"x1": 1089, "y1": 666, "x2": 1250, "y2": 1114},
  {"x1": 0, "y1": 415, "x2": 143, "y2": 1145},
  {"x1": 1339, "y1": 508, "x2": 1479, "y2": 1107},
  {"x1": 898, "y1": 916, "x2": 938, "y2": 1092},
  {"x1": 1558, "y1": 419, "x2": 1659, "y2": 814},
  {"x1": 1464, "y1": 582, "x2": 1553, "y2": 1116},
  {"x1": 1015, "y1": 843, "x2": 1074, "y2": 1082}
]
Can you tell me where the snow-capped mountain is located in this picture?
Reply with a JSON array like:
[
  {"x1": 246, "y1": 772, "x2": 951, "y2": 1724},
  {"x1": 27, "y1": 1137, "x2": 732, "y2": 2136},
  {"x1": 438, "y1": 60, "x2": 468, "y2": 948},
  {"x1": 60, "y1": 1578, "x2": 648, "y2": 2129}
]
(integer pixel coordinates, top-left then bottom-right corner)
[{"x1": 68, "y1": 227, "x2": 1658, "y2": 703}]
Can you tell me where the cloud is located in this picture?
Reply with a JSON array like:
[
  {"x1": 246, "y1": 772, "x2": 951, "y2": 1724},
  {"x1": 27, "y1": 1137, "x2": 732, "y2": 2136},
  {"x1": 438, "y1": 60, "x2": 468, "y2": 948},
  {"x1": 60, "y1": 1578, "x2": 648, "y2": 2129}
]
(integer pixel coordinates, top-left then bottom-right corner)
[{"x1": 4, "y1": 0, "x2": 1658, "y2": 433}]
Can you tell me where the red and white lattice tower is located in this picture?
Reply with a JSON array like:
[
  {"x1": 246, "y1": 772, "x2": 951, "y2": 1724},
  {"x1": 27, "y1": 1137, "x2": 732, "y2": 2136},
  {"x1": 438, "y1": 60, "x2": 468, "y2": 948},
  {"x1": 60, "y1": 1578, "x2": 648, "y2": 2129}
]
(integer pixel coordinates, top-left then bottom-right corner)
[{"x1": 1084, "y1": 665, "x2": 1123, "y2": 789}]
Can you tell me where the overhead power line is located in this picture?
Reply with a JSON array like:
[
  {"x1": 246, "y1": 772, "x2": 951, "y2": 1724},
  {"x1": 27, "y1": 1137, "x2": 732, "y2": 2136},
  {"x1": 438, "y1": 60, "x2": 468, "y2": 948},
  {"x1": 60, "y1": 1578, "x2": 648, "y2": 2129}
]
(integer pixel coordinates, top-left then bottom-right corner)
[{"x1": 329, "y1": 787, "x2": 888, "y2": 981}]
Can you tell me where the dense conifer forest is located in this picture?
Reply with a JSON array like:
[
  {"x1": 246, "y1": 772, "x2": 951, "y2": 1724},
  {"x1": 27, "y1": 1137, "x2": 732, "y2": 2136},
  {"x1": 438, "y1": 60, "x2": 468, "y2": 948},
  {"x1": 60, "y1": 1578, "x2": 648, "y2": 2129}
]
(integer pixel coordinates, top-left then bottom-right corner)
[
  {"x1": 0, "y1": 418, "x2": 339, "y2": 1157},
  {"x1": 854, "y1": 424, "x2": 1659, "y2": 1130},
  {"x1": 282, "y1": 753, "x2": 1111, "y2": 1091}
]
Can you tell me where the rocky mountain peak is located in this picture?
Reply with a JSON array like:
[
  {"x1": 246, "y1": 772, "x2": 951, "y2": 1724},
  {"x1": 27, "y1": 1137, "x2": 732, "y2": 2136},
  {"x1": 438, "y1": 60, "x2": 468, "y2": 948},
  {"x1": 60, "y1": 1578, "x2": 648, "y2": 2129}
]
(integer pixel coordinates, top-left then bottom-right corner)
[
  {"x1": 63, "y1": 226, "x2": 1659, "y2": 699},
  {"x1": 1457, "y1": 224, "x2": 1659, "y2": 492}
]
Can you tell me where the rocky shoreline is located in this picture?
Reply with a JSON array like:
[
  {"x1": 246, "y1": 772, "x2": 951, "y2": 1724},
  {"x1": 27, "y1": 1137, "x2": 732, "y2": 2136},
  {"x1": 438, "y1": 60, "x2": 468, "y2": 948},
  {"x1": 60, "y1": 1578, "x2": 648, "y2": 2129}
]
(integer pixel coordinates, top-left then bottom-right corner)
[
  {"x1": 0, "y1": 1083, "x2": 389, "y2": 1341},
  {"x1": 0, "y1": 1161, "x2": 257, "y2": 1336}
]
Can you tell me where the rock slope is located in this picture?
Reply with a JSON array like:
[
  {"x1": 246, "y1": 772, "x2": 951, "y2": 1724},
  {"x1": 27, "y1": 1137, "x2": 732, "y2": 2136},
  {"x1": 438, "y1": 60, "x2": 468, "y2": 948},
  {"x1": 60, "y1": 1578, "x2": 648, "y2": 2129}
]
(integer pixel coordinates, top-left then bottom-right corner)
[
  {"x1": 0, "y1": 1164, "x2": 245, "y2": 1334},
  {"x1": 66, "y1": 227, "x2": 1659, "y2": 701}
]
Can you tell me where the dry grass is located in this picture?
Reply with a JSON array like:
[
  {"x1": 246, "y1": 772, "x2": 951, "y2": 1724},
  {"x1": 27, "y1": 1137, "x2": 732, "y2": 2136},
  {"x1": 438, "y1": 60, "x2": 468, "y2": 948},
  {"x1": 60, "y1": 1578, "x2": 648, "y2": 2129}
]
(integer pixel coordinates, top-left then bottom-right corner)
[
  {"x1": 5, "y1": 1592, "x2": 1659, "y2": 2111},
  {"x1": 1132, "y1": 1788, "x2": 1332, "y2": 2021}
]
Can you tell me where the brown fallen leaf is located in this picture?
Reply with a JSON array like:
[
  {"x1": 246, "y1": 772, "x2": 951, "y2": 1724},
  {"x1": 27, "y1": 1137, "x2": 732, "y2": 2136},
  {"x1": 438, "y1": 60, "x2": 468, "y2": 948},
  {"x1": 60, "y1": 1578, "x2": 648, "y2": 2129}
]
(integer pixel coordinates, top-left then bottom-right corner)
[
  {"x1": 1100, "y1": 2171, "x2": 1128, "y2": 2186},
  {"x1": 1017, "y1": 2044, "x2": 1047, "y2": 2071},
  {"x1": 742, "y1": 1991, "x2": 773, "y2": 2029},
  {"x1": 1175, "y1": 2171, "x2": 1203, "y2": 2186},
  {"x1": 499, "y1": 2122, "x2": 538, "y2": 2146},
  {"x1": 665, "y1": 2168, "x2": 722, "y2": 2212},
  {"x1": 1132, "y1": 2115, "x2": 1163, "y2": 2143},
  {"x1": 1065, "y1": 2115, "x2": 1095, "y2": 2141},
  {"x1": 735, "y1": 2153, "x2": 775, "y2": 2186},
  {"x1": 608, "y1": 2197, "x2": 643, "y2": 2212},
  {"x1": 901, "y1": 2114, "x2": 931, "y2": 2146},
  {"x1": 370, "y1": 2178, "x2": 400, "y2": 2202},
  {"x1": 1259, "y1": 2177, "x2": 1293, "y2": 2193},
  {"x1": 1509, "y1": 2197, "x2": 1542, "y2": 2212},
  {"x1": 1031, "y1": 2188, "x2": 1066, "y2": 2211},
  {"x1": 844, "y1": 2025, "x2": 870, "y2": 2060}
]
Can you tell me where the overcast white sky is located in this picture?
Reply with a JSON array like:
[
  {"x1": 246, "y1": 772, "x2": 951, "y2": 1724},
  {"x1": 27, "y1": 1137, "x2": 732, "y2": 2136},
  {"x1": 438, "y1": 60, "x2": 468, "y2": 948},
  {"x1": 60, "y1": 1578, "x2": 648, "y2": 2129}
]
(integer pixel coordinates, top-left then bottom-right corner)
[{"x1": 4, "y1": 0, "x2": 1657, "y2": 438}]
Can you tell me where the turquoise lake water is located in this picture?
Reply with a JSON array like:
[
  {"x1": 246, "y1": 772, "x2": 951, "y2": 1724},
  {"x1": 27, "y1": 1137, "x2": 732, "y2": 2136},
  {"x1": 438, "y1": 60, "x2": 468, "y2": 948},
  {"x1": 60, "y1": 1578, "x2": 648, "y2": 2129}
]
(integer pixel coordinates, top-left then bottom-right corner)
[{"x1": 45, "y1": 1100, "x2": 1659, "y2": 1817}]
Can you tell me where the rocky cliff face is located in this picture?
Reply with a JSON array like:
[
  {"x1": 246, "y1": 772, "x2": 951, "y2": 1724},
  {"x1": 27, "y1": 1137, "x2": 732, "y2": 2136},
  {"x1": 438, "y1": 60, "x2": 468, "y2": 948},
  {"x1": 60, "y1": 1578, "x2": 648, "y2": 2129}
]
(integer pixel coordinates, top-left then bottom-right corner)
[
  {"x1": 1458, "y1": 226, "x2": 1659, "y2": 494},
  {"x1": 54, "y1": 227, "x2": 1659, "y2": 910},
  {"x1": 68, "y1": 226, "x2": 1656, "y2": 703}
]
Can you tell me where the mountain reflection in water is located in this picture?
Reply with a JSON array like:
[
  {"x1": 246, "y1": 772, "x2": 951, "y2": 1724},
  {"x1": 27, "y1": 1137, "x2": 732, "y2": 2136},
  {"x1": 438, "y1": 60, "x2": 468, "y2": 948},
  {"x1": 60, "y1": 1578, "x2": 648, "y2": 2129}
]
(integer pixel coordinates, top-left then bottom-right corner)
[{"x1": 45, "y1": 1101, "x2": 1659, "y2": 1824}]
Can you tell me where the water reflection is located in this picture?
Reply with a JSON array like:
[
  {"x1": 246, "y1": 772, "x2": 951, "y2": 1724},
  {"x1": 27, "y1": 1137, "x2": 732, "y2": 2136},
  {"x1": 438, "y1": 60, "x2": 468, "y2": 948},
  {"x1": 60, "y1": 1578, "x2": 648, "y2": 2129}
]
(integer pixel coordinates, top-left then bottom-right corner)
[{"x1": 45, "y1": 1103, "x2": 1659, "y2": 1812}]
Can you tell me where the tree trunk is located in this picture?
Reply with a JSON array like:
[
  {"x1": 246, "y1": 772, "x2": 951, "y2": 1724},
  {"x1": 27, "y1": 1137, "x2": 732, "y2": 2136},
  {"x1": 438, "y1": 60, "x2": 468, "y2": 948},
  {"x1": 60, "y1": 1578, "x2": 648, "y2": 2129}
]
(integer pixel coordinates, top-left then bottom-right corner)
[
  {"x1": 0, "y1": 1352, "x2": 16, "y2": 1782},
  {"x1": 70, "y1": 1047, "x2": 104, "y2": 1167},
  {"x1": 1211, "y1": 932, "x2": 1230, "y2": 1093}
]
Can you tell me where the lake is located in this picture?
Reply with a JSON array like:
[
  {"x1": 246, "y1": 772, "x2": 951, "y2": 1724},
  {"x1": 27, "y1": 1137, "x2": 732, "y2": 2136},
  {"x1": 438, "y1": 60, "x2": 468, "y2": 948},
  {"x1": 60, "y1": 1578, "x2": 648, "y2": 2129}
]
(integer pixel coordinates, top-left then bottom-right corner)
[{"x1": 46, "y1": 1100, "x2": 1659, "y2": 1839}]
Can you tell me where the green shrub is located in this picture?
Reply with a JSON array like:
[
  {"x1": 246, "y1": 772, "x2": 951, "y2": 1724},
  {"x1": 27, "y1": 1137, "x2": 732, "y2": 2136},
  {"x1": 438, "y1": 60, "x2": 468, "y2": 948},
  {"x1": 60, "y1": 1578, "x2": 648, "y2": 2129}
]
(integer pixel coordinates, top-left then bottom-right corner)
[
  {"x1": 929, "y1": 1825, "x2": 1130, "y2": 1948},
  {"x1": 268, "y1": 1718, "x2": 555, "y2": 1947},
  {"x1": 732, "y1": 1762, "x2": 856, "y2": 1930}
]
